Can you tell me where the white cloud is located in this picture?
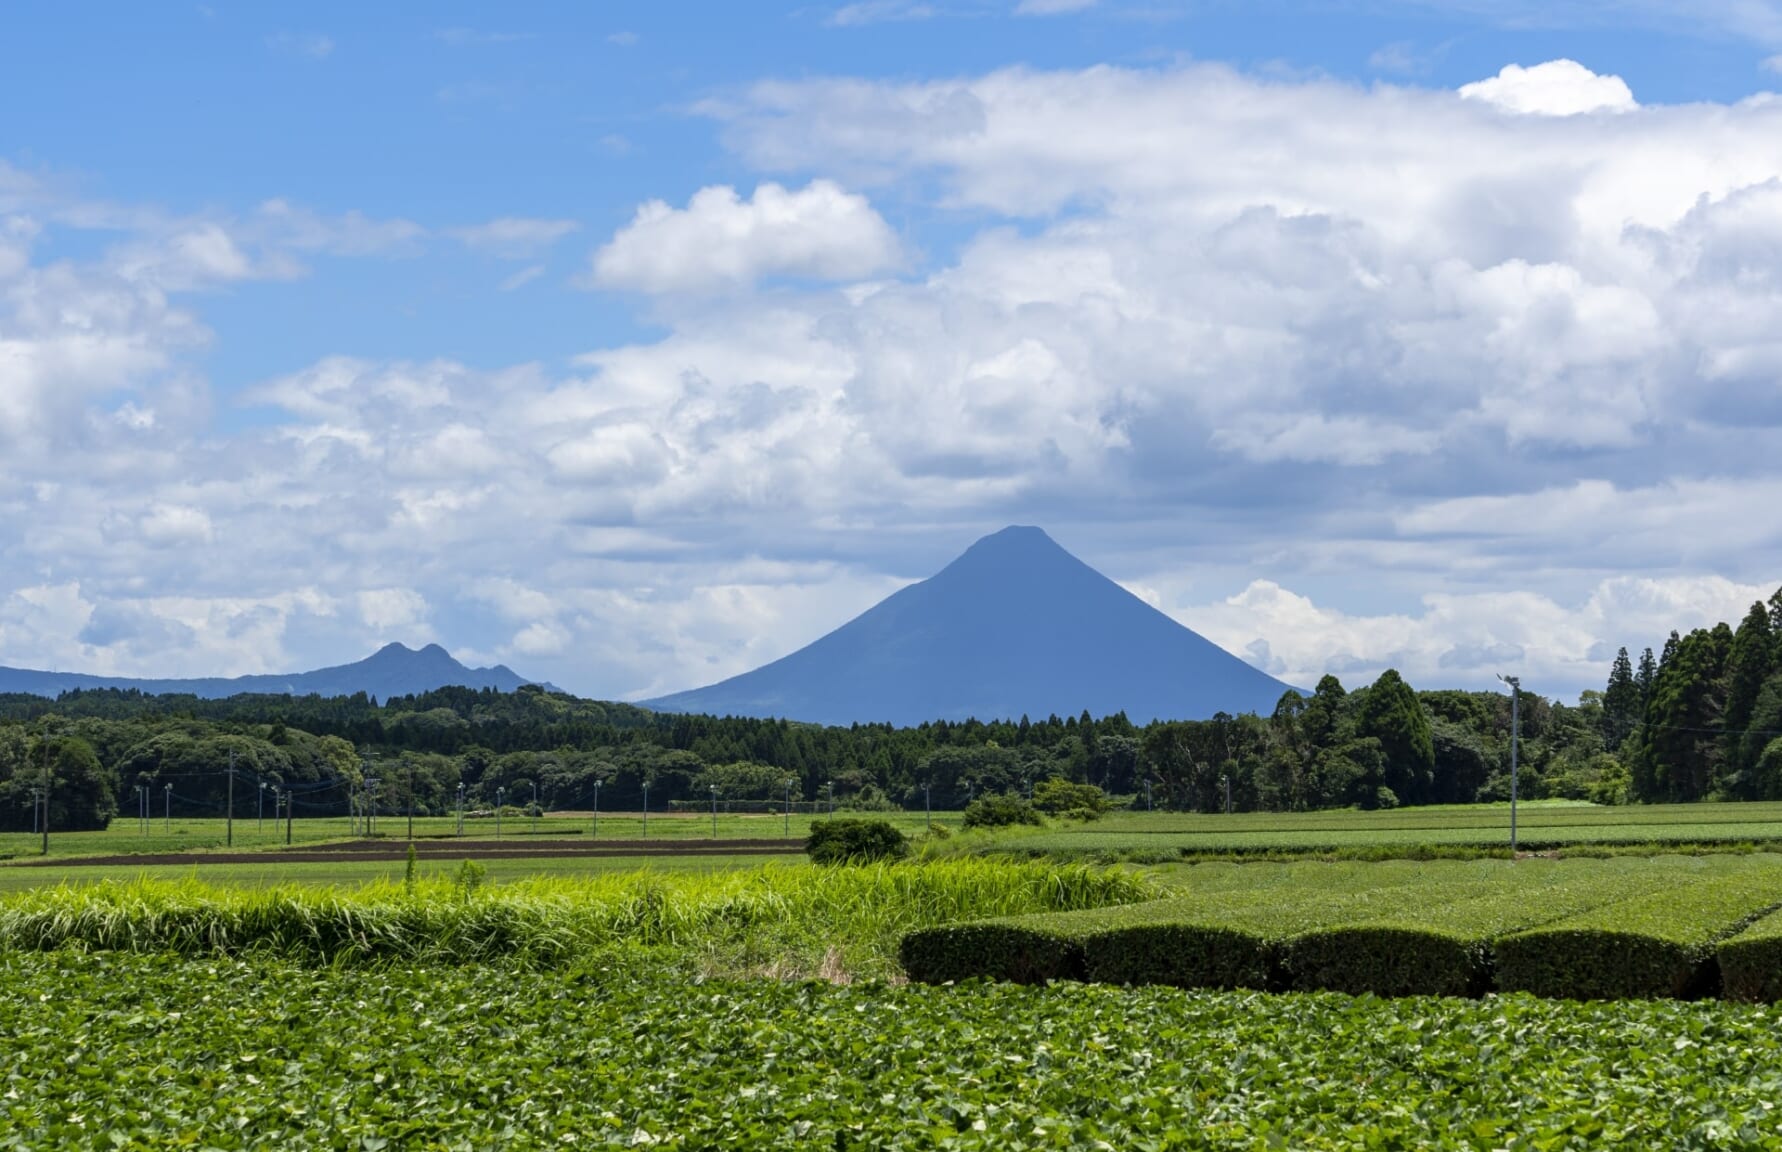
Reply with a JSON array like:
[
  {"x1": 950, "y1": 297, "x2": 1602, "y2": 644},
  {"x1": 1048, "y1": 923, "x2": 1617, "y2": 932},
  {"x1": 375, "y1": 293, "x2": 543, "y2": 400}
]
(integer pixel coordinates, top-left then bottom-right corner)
[
  {"x1": 1015, "y1": 0, "x2": 1097, "y2": 13},
  {"x1": 591, "y1": 180, "x2": 902, "y2": 293},
  {"x1": 266, "y1": 32, "x2": 334, "y2": 59},
  {"x1": 450, "y1": 217, "x2": 580, "y2": 259},
  {"x1": 826, "y1": 1, "x2": 935, "y2": 27},
  {"x1": 357, "y1": 588, "x2": 430, "y2": 632},
  {"x1": 1458, "y1": 60, "x2": 1637, "y2": 116},
  {"x1": 1175, "y1": 575, "x2": 1777, "y2": 695},
  {"x1": 498, "y1": 265, "x2": 545, "y2": 292},
  {"x1": 607, "y1": 30, "x2": 639, "y2": 47}
]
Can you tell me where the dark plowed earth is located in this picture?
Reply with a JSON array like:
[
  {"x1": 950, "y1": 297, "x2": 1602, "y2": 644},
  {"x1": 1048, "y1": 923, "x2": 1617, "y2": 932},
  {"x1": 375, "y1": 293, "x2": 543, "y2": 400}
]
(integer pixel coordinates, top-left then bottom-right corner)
[{"x1": 5, "y1": 839, "x2": 804, "y2": 868}]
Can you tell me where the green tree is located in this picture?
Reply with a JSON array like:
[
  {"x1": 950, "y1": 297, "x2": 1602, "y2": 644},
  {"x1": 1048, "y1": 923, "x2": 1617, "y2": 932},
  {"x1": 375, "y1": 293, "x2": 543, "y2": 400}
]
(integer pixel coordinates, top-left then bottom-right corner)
[
  {"x1": 1352, "y1": 670, "x2": 1435, "y2": 805},
  {"x1": 1601, "y1": 647, "x2": 1639, "y2": 749},
  {"x1": 1721, "y1": 602, "x2": 1776, "y2": 796}
]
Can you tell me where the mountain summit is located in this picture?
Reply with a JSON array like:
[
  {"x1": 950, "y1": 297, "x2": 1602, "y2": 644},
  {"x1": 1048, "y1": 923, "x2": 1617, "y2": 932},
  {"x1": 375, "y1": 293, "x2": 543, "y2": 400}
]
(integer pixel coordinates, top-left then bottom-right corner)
[
  {"x1": 645, "y1": 526, "x2": 1294, "y2": 725},
  {"x1": 0, "y1": 642, "x2": 541, "y2": 701}
]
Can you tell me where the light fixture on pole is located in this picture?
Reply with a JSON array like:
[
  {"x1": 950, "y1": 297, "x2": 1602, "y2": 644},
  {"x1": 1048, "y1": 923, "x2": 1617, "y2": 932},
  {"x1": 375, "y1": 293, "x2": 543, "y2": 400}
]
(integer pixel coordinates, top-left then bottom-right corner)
[{"x1": 1498, "y1": 674, "x2": 1521, "y2": 854}]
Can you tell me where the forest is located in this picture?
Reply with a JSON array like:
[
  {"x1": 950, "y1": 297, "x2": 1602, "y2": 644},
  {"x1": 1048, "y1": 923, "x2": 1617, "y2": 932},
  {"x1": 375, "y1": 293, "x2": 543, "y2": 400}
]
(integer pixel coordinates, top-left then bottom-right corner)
[{"x1": 3, "y1": 587, "x2": 1780, "y2": 831}]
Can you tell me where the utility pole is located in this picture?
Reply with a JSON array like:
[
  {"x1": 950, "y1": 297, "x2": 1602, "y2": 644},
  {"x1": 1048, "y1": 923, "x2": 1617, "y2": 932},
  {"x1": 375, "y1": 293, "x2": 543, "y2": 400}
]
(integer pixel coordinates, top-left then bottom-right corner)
[
  {"x1": 259, "y1": 781, "x2": 267, "y2": 834},
  {"x1": 164, "y1": 783, "x2": 171, "y2": 832},
  {"x1": 641, "y1": 782, "x2": 649, "y2": 839},
  {"x1": 1145, "y1": 778, "x2": 1153, "y2": 813},
  {"x1": 710, "y1": 784, "x2": 719, "y2": 839},
  {"x1": 407, "y1": 759, "x2": 415, "y2": 842},
  {"x1": 784, "y1": 778, "x2": 793, "y2": 839},
  {"x1": 826, "y1": 780, "x2": 834, "y2": 815},
  {"x1": 1500, "y1": 674, "x2": 1521, "y2": 854},
  {"x1": 41, "y1": 734, "x2": 51, "y2": 856},
  {"x1": 226, "y1": 749, "x2": 235, "y2": 848},
  {"x1": 1222, "y1": 774, "x2": 1231, "y2": 815},
  {"x1": 530, "y1": 781, "x2": 538, "y2": 837},
  {"x1": 456, "y1": 783, "x2": 465, "y2": 837},
  {"x1": 591, "y1": 778, "x2": 602, "y2": 841},
  {"x1": 365, "y1": 776, "x2": 380, "y2": 837},
  {"x1": 923, "y1": 782, "x2": 932, "y2": 832},
  {"x1": 285, "y1": 790, "x2": 294, "y2": 845},
  {"x1": 495, "y1": 787, "x2": 505, "y2": 839}
]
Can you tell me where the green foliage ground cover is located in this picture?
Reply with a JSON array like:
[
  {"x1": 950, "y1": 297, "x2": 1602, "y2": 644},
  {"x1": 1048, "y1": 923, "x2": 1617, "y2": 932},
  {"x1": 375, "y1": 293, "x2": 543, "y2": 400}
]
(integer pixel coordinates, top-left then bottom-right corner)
[
  {"x1": 5, "y1": 952, "x2": 1782, "y2": 1150},
  {"x1": 0, "y1": 860, "x2": 1154, "y2": 979},
  {"x1": 1496, "y1": 862, "x2": 1782, "y2": 1000}
]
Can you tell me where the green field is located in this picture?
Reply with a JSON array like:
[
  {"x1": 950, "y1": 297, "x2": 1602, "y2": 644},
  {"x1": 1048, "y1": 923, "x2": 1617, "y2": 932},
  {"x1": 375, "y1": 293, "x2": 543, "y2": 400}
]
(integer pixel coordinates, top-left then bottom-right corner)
[
  {"x1": 0, "y1": 809, "x2": 963, "y2": 863},
  {"x1": 986, "y1": 800, "x2": 1782, "y2": 856},
  {"x1": 4, "y1": 953, "x2": 1779, "y2": 1149}
]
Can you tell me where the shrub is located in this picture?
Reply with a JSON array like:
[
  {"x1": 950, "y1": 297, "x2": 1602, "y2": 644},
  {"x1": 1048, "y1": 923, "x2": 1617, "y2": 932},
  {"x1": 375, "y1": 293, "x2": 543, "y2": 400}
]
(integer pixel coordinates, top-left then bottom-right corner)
[
  {"x1": 805, "y1": 818, "x2": 911, "y2": 865},
  {"x1": 963, "y1": 794, "x2": 1043, "y2": 829},
  {"x1": 898, "y1": 917, "x2": 1086, "y2": 985},
  {"x1": 1719, "y1": 908, "x2": 1782, "y2": 1002},
  {"x1": 1496, "y1": 871, "x2": 1782, "y2": 1000},
  {"x1": 1031, "y1": 779, "x2": 1111, "y2": 817}
]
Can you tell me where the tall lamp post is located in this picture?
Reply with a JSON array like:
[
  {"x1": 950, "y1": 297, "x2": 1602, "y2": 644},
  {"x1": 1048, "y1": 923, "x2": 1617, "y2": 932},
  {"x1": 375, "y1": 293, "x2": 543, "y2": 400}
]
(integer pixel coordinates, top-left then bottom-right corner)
[
  {"x1": 456, "y1": 783, "x2": 466, "y2": 837},
  {"x1": 709, "y1": 784, "x2": 719, "y2": 839},
  {"x1": 641, "y1": 781, "x2": 649, "y2": 839},
  {"x1": 163, "y1": 782, "x2": 171, "y2": 832},
  {"x1": 1499, "y1": 674, "x2": 1521, "y2": 854},
  {"x1": 495, "y1": 787, "x2": 505, "y2": 840},
  {"x1": 364, "y1": 776, "x2": 380, "y2": 838},
  {"x1": 1222, "y1": 774, "x2": 1231, "y2": 815},
  {"x1": 784, "y1": 778, "x2": 794, "y2": 839},
  {"x1": 591, "y1": 777, "x2": 602, "y2": 841},
  {"x1": 259, "y1": 780, "x2": 267, "y2": 834}
]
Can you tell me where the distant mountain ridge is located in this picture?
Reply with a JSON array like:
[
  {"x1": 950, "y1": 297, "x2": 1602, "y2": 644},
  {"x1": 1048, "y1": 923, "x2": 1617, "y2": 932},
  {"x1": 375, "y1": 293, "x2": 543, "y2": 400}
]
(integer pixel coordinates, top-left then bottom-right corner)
[
  {"x1": 645, "y1": 525, "x2": 1296, "y2": 726},
  {"x1": 0, "y1": 642, "x2": 543, "y2": 701}
]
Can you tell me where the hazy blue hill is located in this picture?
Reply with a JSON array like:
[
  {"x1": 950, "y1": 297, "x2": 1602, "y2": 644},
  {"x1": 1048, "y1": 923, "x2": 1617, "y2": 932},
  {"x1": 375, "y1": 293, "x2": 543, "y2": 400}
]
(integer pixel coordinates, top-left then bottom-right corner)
[
  {"x1": 0, "y1": 643, "x2": 540, "y2": 701},
  {"x1": 645, "y1": 525, "x2": 1295, "y2": 725}
]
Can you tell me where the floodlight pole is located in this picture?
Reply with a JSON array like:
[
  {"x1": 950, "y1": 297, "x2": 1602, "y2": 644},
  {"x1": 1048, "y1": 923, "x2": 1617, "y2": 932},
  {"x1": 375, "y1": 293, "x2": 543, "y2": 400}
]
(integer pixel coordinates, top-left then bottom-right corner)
[
  {"x1": 164, "y1": 783, "x2": 171, "y2": 832},
  {"x1": 641, "y1": 782, "x2": 649, "y2": 839},
  {"x1": 456, "y1": 783, "x2": 465, "y2": 837},
  {"x1": 495, "y1": 787, "x2": 505, "y2": 839},
  {"x1": 710, "y1": 784, "x2": 719, "y2": 839},
  {"x1": 591, "y1": 779, "x2": 601, "y2": 841},
  {"x1": 1222, "y1": 774, "x2": 1231, "y2": 816},
  {"x1": 826, "y1": 780, "x2": 834, "y2": 815},
  {"x1": 784, "y1": 778, "x2": 793, "y2": 838},
  {"x1": 1499, "y1": 674, "x2": 1521, "y2": 854},
  {"x1": 285, "y1": 790, "x2": 293, "y2": 845},
  {"x1": 259, "y1": 781, "x2": 267, "y2": 833}
]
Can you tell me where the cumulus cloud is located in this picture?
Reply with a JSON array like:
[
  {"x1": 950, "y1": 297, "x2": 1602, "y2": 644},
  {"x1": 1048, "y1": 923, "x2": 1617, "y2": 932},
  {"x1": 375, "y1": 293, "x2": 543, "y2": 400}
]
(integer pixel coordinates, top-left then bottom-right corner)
[
  {"x1": 591, "y1": 181, "x2": 902, "y2": 293},
  {"x1": 826, "y1": 1, "x2": 935, "y2": 27},
  {"x1": 1458, "y1": 60, "x2": 1637, "y2": 116},
  {"x1": 1016, "y1": 0, "x2": 1097, "y2": 13},
  {"x1": 13, "y1": 60, "x2": 1782, "y2": 701}
]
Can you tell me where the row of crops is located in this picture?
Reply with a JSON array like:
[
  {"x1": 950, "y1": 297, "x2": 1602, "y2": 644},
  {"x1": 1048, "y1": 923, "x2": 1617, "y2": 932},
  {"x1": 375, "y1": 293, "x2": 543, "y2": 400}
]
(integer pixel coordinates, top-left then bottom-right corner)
[
  {"x1": 5, "y1": 950, "x2": 1781, "y2": 1149},
  {"x1": 903, "y1": 854, "x2": 1782, "y2": 1000}
]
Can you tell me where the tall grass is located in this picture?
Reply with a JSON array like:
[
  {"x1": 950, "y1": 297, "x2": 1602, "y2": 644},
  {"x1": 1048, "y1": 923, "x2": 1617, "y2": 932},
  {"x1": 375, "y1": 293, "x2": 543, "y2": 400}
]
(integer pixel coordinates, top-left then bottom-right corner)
[{"x1": 0, "y1": 859, "x2": 1157, "y2": 979}]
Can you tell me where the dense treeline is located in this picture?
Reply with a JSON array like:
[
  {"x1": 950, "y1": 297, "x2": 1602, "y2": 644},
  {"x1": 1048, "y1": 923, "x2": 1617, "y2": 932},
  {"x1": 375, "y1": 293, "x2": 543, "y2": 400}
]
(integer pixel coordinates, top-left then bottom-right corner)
[{"x1": 2, "y1": 585, "x2": 1777, "y2": 830}]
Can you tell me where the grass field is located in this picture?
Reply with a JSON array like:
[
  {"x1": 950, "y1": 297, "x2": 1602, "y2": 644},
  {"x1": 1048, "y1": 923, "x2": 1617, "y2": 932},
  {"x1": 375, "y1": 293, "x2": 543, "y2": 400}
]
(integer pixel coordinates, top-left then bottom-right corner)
[
  {"x1": 0, "y1": 809, "x2": 964, "y2": 864},
  {"x1": 978, "y1": 800, "x2": 1782, "y2": 857}
]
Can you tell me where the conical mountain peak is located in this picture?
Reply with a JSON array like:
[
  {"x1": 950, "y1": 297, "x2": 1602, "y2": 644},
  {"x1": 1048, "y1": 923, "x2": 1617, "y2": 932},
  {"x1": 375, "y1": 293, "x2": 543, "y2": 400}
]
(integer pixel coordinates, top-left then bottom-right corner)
[{"x1": 646, "y1": 528, "x2": 1293, "y2": 725}]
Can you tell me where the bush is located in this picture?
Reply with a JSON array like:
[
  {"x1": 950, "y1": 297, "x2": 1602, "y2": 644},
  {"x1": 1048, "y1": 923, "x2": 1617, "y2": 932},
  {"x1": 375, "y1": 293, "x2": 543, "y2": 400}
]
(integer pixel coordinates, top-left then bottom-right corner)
[
  {"x1": 1496, "y1": 873, "x2": 1782, "y2": 1000},
  {"x1": 805, "y1": 818, "x2": 910, "y2": 865},
  {"x1": 1719, "y1": 908, "x2": 1782, "y2": 1002},
  {"x1": 1031, "y1": 779, "x2": 1111, "y2": 817},
  {"x1": 898, "y1": 918, "x2": 1086, "y2": 985},
  {"x1": 963, "y1": 794, "x2": 1044, "y2": 830}
]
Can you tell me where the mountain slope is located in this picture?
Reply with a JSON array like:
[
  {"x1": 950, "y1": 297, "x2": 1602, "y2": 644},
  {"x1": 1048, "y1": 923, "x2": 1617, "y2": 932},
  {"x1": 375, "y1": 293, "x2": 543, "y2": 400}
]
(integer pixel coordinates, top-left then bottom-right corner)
[
  {"x1": 645, "y1": 526, "x2": 1295, "y2": 725},
  {"x1": 0, "y1": 643, "x2": 540, "y2": 701}
]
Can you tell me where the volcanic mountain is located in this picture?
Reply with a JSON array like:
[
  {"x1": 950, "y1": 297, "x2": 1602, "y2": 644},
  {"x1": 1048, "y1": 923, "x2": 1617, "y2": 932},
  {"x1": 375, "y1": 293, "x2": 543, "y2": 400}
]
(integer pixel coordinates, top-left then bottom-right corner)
[
  {"x1": 0, "y1": 642, "x2": 541, "y2": 701},
  {"x1": 645, "y1": 526, "x2": 1295, "y2": 725}
]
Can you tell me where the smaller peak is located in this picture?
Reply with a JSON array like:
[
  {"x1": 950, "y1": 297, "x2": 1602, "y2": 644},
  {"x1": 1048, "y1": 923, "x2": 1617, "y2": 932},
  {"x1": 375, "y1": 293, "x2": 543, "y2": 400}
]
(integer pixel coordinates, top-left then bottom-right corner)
[
  {"x1": 371, "y1": 642, "x2": 415, "y2": 657},
  {"x1": 417, "y1": 643, "x2": 452, "y2": 658}
]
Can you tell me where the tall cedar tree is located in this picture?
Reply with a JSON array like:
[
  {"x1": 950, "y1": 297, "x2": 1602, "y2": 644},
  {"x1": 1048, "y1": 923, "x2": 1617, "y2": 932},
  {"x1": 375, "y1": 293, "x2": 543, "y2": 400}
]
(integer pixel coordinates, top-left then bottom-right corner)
[
  {"x1": 1637, "y1": 625, "x2": 1732, "y2": 801},
  {"x1": 1601, "y1": 647, "x2": 1639, "y2": 749},
  {"x1": 1636, "y1": 647, "x2": 1658, "y2": 711},
  {"x1": 1352, "y1": 669, "x2": 1435, "y2": 805},
  {"x1": 1721, "y1": 602, "x2": 1776, "y2": 795}
]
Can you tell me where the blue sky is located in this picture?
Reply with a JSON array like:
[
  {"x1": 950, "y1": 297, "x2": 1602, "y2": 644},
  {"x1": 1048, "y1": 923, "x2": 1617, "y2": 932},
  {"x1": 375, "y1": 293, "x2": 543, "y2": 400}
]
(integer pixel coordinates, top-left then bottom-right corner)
[{"x1": 5, "y1": 0, "x2": 1782, "y2": 704}]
